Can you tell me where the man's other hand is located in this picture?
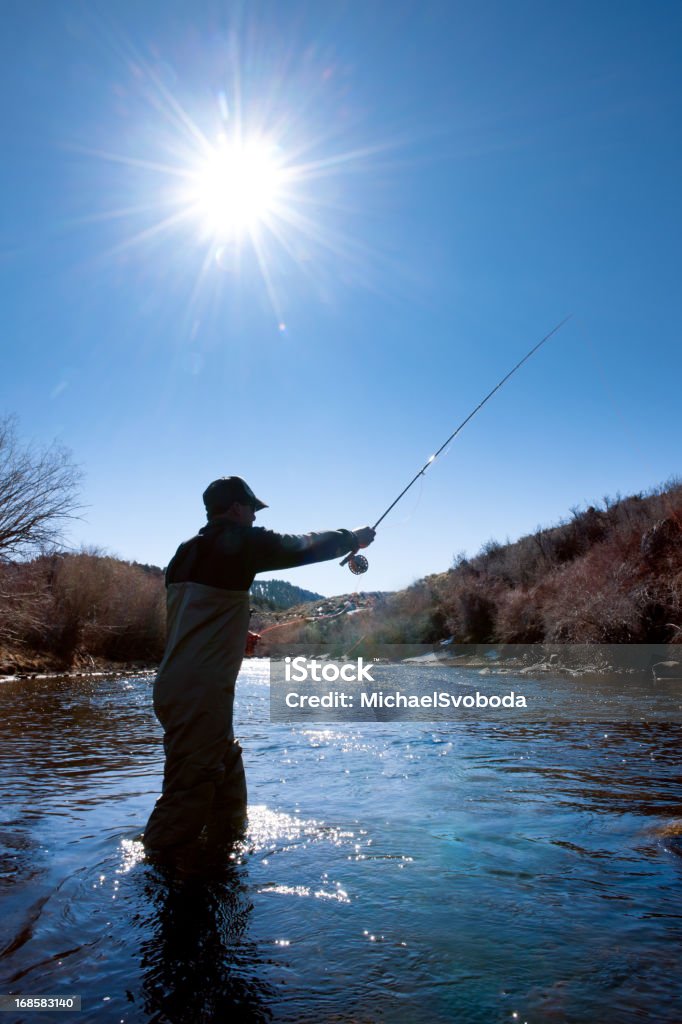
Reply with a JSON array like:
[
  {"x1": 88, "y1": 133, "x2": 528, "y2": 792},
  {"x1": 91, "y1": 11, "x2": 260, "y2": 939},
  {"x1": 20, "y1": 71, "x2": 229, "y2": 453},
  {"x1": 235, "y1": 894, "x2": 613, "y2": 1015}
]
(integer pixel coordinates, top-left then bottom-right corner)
[{"x1": 245, "y1": 631, "x2": 261, "y2": 657}]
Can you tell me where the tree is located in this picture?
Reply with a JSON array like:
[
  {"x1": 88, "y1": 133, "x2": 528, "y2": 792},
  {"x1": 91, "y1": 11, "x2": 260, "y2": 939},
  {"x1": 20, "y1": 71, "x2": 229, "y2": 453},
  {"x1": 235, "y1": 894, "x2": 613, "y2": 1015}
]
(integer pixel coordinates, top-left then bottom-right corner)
[{"x1": 0, "y1": 416, "x2": 83, "y2": 557}]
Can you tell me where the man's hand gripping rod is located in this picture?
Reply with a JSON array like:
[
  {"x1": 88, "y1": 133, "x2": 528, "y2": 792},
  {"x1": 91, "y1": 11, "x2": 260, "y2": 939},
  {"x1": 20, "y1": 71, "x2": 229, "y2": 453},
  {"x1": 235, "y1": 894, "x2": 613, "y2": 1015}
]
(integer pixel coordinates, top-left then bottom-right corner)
[{"x1": 340, "y1": 315, "x2": 572, "y2": 575}]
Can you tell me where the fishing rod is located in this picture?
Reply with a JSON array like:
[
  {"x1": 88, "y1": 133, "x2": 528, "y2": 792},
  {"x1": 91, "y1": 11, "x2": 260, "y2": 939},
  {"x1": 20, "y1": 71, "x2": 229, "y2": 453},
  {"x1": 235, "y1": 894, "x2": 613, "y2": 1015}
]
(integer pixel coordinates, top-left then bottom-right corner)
[{"x1": 341, "y1": 315, "x2": 573, "y2": 575}]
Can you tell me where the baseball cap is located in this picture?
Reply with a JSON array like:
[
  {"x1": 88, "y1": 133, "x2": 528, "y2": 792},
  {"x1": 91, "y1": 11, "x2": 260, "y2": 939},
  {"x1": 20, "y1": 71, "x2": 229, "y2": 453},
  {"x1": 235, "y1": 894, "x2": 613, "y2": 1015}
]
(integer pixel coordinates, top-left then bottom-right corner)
[{"x1": 202, "y1": 476, "x2": 268, "y2": 515}]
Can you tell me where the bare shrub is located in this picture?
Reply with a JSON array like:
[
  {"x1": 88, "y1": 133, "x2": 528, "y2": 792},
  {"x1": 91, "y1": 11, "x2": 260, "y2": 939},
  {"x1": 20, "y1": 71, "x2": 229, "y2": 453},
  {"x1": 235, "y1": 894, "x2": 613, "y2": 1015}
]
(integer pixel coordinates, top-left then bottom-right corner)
[
  {"x1": 438, "y1": 578, "x2": 500, "y2": 643},
  {"x1": 0, "y1": 559, "x2": 51, "y2": 647},
  {"x1": 641, "y1": 516, "x2": 682, "y2": 566},
  {"x1": 495, "y1": 587, "x2": 545, "y2": 643},
  {"x1": 0, "y1": 416, "x2": 82, "y2": 557},
  {"x1": 16, "y1": 551, "x2": 168, "y2": 666},
  {"x1": 540, "y1": 542, "x2": 642, "y2": 642}
]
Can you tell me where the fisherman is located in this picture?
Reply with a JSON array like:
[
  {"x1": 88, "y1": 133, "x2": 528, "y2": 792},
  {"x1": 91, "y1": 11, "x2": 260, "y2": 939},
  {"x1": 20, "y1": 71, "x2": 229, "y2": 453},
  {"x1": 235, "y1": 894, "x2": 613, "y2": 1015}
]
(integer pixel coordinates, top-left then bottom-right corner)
[{"x1": 143, "y1": 476, "x2": 375, "y2": 859}]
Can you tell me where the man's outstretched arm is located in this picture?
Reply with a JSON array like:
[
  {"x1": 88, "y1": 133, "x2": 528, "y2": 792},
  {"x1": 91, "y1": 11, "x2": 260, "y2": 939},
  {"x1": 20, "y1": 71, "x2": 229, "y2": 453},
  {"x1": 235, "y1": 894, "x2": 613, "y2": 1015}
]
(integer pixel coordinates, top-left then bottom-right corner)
[{"x1": 252, "y1": 525, "x2": 375, "y2": 572}]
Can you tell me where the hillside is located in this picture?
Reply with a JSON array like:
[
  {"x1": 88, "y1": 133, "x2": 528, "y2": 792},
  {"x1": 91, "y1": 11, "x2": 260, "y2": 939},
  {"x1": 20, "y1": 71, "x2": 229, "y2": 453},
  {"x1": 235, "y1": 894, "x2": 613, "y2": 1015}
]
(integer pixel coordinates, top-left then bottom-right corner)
[
  {"x1": 255, "y1": 480, "x2": 682, "y2": 649},
  {"x1": 249, "y1": 579, "x2": 324, "y2": 610},
  {"x1": 250, "y1": 591, "x2": 390, "y2": 651}
]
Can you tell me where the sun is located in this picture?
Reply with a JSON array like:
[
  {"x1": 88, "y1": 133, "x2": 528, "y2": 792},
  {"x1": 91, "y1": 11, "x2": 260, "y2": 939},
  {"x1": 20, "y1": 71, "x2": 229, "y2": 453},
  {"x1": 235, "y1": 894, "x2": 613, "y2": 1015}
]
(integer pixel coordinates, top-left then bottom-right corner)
[
  {"x1": 187, "y1": 135, "x2": 284, "y2": 238},
  {"x1": 79, "y1": 48, "x2": 397, "y2": 327}
]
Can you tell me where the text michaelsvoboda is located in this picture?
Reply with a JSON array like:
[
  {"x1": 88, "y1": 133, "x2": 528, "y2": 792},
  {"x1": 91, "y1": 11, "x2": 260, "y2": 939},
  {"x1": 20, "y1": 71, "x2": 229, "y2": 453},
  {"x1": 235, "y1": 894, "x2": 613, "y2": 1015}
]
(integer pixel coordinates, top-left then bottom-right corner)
[{"x1": 360, "y1": 691, "x2": 527, "y2": 709}]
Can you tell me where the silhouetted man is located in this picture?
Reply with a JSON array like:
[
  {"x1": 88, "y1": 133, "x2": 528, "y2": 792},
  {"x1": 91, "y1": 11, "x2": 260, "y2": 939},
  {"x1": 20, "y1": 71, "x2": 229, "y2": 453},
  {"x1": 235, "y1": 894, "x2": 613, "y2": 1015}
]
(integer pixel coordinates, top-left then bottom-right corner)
[{"x1": 143, "y1": 476, "x2": 374, "y2": 861}]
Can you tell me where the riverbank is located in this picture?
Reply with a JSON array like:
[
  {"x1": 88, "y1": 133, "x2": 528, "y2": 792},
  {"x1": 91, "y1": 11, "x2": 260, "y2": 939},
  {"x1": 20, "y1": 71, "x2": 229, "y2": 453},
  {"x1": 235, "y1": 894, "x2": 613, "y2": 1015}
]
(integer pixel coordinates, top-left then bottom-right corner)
[
  {"x1": 405, "y1": 646, "x2": 682, "y2": 682},
  {"x1": 3, "y1": 639, "x2": 680, "y2": 686},
  {"x1": 0, "y1": 641, "x2": 156, "y2": 682}
]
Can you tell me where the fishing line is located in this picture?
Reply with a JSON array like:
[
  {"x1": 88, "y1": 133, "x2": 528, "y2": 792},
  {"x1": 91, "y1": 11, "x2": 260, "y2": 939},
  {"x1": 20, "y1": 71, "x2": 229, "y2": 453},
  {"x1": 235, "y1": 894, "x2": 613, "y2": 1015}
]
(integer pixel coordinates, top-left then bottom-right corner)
[
  {"x1": 342, "y1": 314, "x2": 573, "y2": 574},
  {"x1": 258, "y1": 616, "x2": 309, "y2": 636}
]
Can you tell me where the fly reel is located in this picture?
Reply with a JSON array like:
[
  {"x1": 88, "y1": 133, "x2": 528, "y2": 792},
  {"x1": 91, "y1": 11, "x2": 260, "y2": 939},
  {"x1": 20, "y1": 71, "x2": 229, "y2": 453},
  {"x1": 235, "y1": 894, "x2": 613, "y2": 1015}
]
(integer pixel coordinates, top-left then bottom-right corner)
[{"x1": 347, "y1": 553, "x2": 369, "y2": 575}]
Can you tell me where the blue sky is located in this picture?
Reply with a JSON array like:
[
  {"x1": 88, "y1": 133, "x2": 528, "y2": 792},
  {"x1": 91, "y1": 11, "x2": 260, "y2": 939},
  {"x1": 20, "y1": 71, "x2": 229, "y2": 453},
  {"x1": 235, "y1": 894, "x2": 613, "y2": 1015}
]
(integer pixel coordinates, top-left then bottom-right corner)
[{"x1": 2, "y1": 0, "x2": 681, "y2": 595}]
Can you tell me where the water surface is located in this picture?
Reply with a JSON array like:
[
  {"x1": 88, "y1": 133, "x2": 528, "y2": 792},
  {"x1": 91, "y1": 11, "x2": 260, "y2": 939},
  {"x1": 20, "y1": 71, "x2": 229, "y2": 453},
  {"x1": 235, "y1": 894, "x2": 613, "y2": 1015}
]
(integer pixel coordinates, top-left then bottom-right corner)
[{"x1": 1, "y1": 661, "x2": 681, "y2": 1023}]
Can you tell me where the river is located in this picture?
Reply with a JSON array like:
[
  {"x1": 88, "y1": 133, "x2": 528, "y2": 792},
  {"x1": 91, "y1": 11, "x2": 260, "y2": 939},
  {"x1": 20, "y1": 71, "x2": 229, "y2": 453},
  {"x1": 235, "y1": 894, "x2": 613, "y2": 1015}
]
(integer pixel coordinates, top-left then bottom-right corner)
[{"x1": 1, "y1": 660, "x2": 681, "y2": 1023}]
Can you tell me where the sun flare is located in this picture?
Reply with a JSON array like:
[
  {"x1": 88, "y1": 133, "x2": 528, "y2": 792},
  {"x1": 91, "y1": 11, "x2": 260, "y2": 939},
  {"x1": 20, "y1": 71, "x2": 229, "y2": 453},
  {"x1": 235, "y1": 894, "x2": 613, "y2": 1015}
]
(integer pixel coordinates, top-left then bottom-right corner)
[
  {"x1": 80, "y1": 44, "x2": 395, "y2": 328},
  {"x1": 188, "y1": 136, "x2": 284, "y2": 237}
]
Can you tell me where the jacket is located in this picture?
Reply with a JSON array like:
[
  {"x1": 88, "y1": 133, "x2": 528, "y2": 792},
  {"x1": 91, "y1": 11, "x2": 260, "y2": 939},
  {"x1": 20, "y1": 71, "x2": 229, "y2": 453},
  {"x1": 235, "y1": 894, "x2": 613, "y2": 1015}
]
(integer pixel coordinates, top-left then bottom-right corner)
[
  {"x1": 154, "y1": 522, "x2": 357, "y2": 701},
  {"x1": 165, "y1": 521, "x2": 358, "y2": 590}
]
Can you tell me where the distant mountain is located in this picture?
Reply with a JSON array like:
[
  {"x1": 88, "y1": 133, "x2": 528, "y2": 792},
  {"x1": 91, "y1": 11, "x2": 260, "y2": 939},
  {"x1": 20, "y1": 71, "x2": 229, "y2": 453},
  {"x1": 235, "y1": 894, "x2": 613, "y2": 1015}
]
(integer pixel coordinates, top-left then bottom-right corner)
[{"x1": 250, "y1": 579, "x2": 325, "y2": 610}]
